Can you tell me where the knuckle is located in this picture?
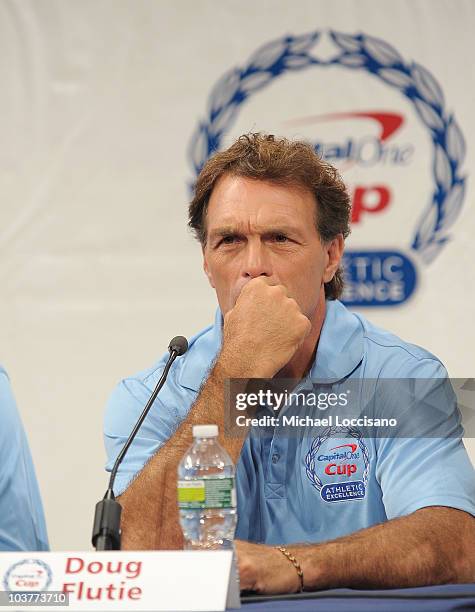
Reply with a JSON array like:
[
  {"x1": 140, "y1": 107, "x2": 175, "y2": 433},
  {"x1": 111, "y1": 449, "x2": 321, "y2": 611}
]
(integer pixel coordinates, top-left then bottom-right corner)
[
  {"x1": 238, "y1": 558, "x2": 252, "y2": 575},
  {"x1": 294, "y1": 312, "x2": 309, "y2": 329}
]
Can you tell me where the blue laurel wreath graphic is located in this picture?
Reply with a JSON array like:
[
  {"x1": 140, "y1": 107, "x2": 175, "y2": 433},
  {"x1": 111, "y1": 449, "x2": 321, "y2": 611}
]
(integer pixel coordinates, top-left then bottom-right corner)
[
  {"x1": 305, "y1": 427, "x2": 370, "y2": 492},
  {"x1": 189, "y1": 30, "x2": 466, "y2": 264}
]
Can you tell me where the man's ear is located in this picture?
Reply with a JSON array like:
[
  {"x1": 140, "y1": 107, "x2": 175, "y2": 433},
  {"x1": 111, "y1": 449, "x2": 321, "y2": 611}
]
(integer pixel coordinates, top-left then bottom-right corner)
[
  {"x1": 323, "y1": 234, "x2": 344, "y2": 283},
  {"x1": 203, "y1": 248, "x2": 216, "y2": 288}
]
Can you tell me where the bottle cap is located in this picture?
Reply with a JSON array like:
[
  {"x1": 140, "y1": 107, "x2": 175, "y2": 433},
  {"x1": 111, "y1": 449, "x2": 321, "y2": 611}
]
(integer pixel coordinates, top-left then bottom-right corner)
[{"x1": 192, "y1": 424, "x2": 219, "y2": 438}]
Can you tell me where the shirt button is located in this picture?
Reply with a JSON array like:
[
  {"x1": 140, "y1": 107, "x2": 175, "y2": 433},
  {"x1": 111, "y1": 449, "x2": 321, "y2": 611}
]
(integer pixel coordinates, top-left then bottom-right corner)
[{"x1": 272, "y1": 453, "x2": 280, "y2": 464}]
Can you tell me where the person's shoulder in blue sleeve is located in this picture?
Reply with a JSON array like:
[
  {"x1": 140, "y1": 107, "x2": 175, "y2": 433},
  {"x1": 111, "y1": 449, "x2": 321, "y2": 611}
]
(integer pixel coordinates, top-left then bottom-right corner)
[
  {"x1": 0, "y1": 366, "x2": 49, "y2": 551},
  {"x1": 354, "y1": 310, "x2": 475, "y2": 520},
  {"x1": 353, "y1": 305, "x2": 445, "y2": 375},
  {"x1": 104, "y1": 312, "x2": 222, "y2": 496}
]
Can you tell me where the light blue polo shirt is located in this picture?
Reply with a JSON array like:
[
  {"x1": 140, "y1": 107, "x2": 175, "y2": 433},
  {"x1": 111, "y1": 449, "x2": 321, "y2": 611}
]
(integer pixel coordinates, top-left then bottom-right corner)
[
  {"x1": 0, "y1": 367, "x2": 49, "y2": 551},
  {"x1": 104, "y1": 300, "x2": 475, "y2": 545}
]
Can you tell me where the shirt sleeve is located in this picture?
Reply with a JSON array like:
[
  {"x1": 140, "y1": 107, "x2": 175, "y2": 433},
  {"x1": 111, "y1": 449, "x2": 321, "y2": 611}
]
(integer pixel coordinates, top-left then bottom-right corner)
[
  {"x1": 103, "y1": 362, "x2": 197, "y2": 496},
  {"x1": 375, "y1": 360, "x2": 475, "y2": 519},
  {"x1": 0, "y1": 369, "x2": 49, "y2": 551}
]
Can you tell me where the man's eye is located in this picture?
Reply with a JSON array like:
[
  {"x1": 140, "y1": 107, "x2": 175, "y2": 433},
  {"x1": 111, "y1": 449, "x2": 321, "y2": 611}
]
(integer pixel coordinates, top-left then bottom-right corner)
[
  {"x1": 221, "y1": 235, "x2": 238, "y2": 245},
  {"x1": 273, "y1": 234, "x2": 288, "y2": 243}
]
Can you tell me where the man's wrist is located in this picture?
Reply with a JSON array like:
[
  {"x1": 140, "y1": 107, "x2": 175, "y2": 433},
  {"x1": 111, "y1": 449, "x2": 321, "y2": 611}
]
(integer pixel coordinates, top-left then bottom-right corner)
[
  {"x1": 290, "y1": 543, "x2": 329, "y2": 591},
  {"x1": 275, "y1": 546, "x2": 304, "y2": 592},
  {"x1": 217, "y1": 347, "x2": 274, "y2": 379}
]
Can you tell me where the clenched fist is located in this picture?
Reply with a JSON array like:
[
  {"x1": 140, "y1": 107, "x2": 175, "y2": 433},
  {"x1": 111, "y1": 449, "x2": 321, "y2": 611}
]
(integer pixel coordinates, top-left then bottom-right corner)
[{"x1": 220, "y1": 277, "x2": 311, "y2": 378}]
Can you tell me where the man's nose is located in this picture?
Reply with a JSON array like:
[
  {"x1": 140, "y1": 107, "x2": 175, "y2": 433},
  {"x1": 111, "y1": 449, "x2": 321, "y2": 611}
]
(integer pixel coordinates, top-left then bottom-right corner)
[{"x1": 242, "y1": 241, "x2": 272, "y2": 278}]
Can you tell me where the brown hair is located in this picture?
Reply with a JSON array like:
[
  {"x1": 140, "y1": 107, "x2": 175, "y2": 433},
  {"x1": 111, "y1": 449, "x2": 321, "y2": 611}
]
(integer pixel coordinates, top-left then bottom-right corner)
[{"x1": 188, "y1": 133, "x2": 351, "y2": 299}]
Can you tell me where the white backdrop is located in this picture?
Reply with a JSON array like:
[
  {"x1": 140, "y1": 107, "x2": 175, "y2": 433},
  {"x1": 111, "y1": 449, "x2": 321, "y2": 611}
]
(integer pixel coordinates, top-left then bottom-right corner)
[{"x1": 0, "y1": 0, "x2": 473, "y2": 550}]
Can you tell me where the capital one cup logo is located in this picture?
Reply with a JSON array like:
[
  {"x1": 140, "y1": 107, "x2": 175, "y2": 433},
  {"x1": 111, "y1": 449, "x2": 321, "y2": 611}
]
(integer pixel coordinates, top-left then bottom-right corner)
[{"x1": 188, "y1": 30, "x2": 466, "y2": 307}]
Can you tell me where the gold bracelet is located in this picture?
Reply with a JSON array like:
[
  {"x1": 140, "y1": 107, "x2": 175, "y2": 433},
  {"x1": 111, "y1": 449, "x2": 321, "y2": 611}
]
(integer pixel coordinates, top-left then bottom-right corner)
[{"x1": 275, "y1": 546, "x2": 304, "y2": 592}]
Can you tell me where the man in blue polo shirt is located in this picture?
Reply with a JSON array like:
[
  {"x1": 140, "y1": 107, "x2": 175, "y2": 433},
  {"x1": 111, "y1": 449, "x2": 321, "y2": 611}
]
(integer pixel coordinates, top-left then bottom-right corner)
[
  {"x1": 104, "y1": 134, "x2": 475, "y2": 593},
  {"x1": 0, "y1": 366, "x2": 49, "y2": 551}
]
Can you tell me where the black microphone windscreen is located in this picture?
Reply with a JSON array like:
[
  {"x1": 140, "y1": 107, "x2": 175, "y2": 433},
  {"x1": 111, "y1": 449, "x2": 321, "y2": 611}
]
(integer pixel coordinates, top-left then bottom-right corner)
[{"x1": 168, "y1": 336, "x2": 188, "y2": 356}]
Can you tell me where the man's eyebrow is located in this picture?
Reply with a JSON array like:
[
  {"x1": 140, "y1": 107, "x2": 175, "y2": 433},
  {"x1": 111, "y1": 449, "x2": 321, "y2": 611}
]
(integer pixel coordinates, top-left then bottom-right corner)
[
  {"x1": 261, "y1": 225, "x2": 304, "y2": 236},
  {"x1": 208, "y1": 225, "x2": 304, "y2": 239},
  {"x1": 208, "y1": 226, "x2": 241, "y2": 238}
]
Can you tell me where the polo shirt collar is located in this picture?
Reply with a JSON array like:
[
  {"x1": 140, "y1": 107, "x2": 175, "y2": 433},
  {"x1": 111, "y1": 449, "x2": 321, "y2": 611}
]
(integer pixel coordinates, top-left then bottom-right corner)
[
  {"x1": 309, "y1": 299, "x2": 364, "y2": 383},
  {"x1": 179, "y1": 299, "x2": 363, "y2": 391}
]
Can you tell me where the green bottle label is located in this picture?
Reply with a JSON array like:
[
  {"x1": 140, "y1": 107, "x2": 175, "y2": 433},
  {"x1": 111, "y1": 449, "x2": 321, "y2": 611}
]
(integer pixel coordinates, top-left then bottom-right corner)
[{"x1": 178, "y1": 477, "x2": 236, "y2": 509}]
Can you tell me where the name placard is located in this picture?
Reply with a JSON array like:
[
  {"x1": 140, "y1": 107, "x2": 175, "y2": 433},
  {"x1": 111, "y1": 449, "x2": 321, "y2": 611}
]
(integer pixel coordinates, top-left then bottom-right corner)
[{"x1": 0, "y1": 551, "x2": 240, "y2": 611}]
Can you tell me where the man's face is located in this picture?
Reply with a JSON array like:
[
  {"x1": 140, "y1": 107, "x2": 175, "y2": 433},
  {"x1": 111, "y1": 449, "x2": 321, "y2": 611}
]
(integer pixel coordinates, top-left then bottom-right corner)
[{"x1": 203, "y1": 174, "x2": 343, "y2": 320}]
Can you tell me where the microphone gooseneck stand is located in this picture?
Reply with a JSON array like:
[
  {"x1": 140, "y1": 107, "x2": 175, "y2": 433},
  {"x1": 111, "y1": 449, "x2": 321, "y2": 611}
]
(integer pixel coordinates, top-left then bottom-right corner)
[{"x1": 92, "y1": 336, "x2": 188, "y2": 551}]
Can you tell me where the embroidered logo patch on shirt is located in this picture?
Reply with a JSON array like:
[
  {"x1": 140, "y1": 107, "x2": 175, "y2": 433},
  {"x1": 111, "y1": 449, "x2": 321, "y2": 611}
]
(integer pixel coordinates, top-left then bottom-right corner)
[{"x1": 305, "y1": 427, "x2": 370, "y2": 503}]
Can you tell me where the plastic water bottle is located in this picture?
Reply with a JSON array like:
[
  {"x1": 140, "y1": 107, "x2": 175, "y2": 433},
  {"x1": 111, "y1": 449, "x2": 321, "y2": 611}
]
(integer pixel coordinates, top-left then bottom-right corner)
[{"x1": 178, "y1": 424, "x2": 237, "y2": 550}]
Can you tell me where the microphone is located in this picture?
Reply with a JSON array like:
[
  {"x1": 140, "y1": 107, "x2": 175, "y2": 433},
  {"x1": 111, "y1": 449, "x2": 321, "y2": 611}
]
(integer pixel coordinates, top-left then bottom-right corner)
[
  {"x1": 92, "y1": 336, "x2": 188, "y2": 551},
  {"x1": 168, "y1": 335, "x2": 188, "y2": 356}
]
